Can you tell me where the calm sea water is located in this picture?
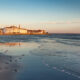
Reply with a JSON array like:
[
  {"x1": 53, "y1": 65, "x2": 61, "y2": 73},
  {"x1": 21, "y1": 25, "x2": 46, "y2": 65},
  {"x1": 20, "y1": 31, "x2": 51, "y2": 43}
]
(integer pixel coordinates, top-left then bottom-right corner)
[{"x1": 0, "y1": 34, "x2": 80, "y2": 80}]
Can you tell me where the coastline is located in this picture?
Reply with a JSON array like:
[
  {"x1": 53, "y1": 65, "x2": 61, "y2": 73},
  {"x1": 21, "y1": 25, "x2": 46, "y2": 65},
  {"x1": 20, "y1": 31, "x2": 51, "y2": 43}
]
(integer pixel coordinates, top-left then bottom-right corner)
[{"x1": 0, "y1": 33, "x2": 49, "y2": 35}]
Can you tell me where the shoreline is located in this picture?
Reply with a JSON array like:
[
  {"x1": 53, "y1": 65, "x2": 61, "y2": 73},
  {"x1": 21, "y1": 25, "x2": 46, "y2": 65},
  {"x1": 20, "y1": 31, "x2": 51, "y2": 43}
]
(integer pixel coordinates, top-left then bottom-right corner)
[{"x1": 0, "y1": 33, "x2": 49, "y2": 35}]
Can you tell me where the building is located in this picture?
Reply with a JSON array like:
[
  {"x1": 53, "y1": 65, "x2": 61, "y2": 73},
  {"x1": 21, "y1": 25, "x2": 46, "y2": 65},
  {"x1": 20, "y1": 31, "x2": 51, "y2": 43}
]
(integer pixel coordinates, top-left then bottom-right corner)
[
  {"x1": 0, "y1": 28, "x2": 3, "y2": 34},
  {"x1": 0, "y1": 26, "x2": 48, "y2": 35},
  {"x1": 3, "y1": 26, "x2": 27, "y2": 34},
  {"x1": 27, "y1": 30, "x2": 46, "y2": 34}
]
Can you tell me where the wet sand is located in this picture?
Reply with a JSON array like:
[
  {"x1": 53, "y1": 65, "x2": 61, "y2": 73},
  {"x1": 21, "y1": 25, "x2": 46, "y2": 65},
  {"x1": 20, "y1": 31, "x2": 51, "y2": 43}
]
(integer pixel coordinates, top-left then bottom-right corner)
[{"x1": 0, "y1": 35, "x2": 80, "y2": 80}]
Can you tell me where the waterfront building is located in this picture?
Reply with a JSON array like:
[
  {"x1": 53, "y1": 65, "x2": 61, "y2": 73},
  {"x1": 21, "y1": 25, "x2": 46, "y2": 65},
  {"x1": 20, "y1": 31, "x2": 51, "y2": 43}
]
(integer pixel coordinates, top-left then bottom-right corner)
[
  {"x1": 0, "y1": 26, "x2": 48, "y2": 35},
  {"x1": 3, "y1": 26, "x2": 27, "y2": 34},
  {"x1": 0, "y1": 28, "x2": 3, "y2": 34}
]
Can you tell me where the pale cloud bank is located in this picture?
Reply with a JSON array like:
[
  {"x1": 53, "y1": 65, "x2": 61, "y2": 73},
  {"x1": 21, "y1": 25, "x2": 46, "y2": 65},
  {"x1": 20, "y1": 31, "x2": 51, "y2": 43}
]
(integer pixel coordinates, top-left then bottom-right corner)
[{"x1": 40, "y1": 20, "x2": 80, "y2": 25}]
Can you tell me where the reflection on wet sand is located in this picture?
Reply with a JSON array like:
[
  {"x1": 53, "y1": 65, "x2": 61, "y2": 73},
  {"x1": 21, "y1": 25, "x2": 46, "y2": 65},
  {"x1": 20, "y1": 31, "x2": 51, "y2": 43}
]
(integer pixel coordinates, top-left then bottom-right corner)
[
  {"x1": 0, "y1": 41, "x2": 40, "y2": 80},
  {"x1": 0, "y1": 42, "x2": 39, "y2": 56},
  {"x1": 0, "y1": 42, "x2": 22, "y2": 46}
]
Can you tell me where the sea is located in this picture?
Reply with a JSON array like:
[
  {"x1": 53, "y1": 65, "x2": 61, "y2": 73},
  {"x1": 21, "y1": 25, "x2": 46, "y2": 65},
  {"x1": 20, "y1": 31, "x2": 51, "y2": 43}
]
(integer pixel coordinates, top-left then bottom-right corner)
[{"x1": 0, "y1": 34, "x2": 80, "y2": 80}]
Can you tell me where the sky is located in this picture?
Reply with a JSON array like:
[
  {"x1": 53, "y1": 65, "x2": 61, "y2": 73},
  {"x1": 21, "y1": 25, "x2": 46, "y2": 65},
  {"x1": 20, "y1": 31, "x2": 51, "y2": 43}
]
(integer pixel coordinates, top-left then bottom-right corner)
[{"x1": 0, "y1": 0, "x2": 80, "y2": 33}]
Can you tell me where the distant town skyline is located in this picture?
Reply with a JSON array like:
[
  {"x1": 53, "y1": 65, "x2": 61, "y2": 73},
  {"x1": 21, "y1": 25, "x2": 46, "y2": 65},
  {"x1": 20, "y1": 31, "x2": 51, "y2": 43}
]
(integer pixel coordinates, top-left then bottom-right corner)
[{"x1": 0, "y1": 0, "x2": 80, "y2": 33}]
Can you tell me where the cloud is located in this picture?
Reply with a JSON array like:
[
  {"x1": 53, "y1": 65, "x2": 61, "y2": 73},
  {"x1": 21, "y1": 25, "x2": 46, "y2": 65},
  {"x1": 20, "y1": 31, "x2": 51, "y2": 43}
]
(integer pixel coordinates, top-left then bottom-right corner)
[{"x1": 40, "y1": 20, "x2": 80, "y2": 25}]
